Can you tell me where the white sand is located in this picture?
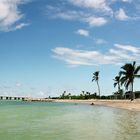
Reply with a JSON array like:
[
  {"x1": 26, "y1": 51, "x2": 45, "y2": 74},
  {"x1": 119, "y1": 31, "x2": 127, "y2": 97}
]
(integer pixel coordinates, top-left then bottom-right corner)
[{"x1": 54, "y1": 99, "x2": 140, "y2": 112}]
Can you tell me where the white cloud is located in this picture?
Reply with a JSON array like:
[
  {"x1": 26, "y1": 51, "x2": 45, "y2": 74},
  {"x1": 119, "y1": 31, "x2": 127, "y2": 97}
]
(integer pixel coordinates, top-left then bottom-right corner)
[
  {"x1": 14, "y1": 23, "x2": 29, "y2": 30},
  {"x1": 52, "y1": 10, "x2": 82, "y2": 20},
  {"x1": 122, "y1": 0, "x2": 132, "y2": 3},
  {"x1": 114, "y1": 44, "x2": 140, "y2": 53},
  {"x1": 0, "y1": 0, "x2": 29, "y2": 31},
  {"x1": 47, "y1": 6, "x2": 108, "y2": 27},
  {"x1": 52, "y1": 44, "x2": 140, "y2": 66},
  {"x1": 69, "y1": 0, "x2": 113, "y2": 14},
  {"x1": 7, "y1": 23, "x2": 29, "y2": 32},
  {"x1": 76, "y1": 29, "x2": 89, "y2": 37},
  {"x1": 52, "y1": 47, "x2": 102, "y2": 66},
  {"x1": 46, "y1": 0, "x2": 140, "y2": 27},
  {"x1": 115, "y1": 8, "x2": 129, "y2": 21},
  {"x1": 84, "y1": 16, "x2": 107, "y2": 26},
  {"x1": 109, "y1": 48, "x2": 134, "y2": 60},
  {"x1": 46, "y1": 6, "x2": 83, "y2": 20},
  {"x1": 111, "y1": 0, "x2": 132, "y2": 3}
]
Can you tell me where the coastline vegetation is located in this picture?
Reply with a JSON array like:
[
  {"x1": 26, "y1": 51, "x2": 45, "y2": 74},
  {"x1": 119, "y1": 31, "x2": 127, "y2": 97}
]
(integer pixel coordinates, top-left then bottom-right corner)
[
  {"x1": 0, "y1": 61, "x2": 139, "y2": 101},
  {"x1": 52, "y1": 61, "x2": 140, "y2": 101},
  {"x1": 53, "y1": 90, "x2": 140, "y2": 100}
]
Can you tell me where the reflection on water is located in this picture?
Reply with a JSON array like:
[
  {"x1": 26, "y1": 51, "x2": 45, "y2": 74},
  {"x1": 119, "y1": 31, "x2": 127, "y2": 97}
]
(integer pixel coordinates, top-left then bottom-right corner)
[
  {"x1": 113, "y1": 109, "x2": 140, "y2": 140},
  {"x1": 0, "y1": 101, "x2": 140, "y2": 140}
]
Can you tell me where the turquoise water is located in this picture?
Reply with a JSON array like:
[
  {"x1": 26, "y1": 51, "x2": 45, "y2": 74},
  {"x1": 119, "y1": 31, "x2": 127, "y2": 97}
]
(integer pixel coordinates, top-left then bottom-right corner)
[{"x1": 0, "y1": 101, "x2": 140, "y2": 140}]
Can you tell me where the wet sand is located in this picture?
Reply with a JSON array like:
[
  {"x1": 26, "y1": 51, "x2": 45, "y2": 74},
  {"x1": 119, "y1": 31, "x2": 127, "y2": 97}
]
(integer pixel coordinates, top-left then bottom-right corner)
[{"x1": 54, "y1": 99, "x2": 140, "y2": 112}]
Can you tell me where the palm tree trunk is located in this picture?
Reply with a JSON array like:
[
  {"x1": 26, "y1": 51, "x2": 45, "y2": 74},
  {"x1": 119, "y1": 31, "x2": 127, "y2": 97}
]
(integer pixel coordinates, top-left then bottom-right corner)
[
  {"x1": 118, "y1": 83, "x2": 120, "y2": 93},
  {"x1": 124, "y1": 94, "x2": 126, "y2": 99},
  {"x1": 131, "y1": 82, "x2": 135, "y2": 100},
  {"x1": 97, "y1": 81, "x2": 100, "y2": 97},
  {"x1": 117, "y1": 84, "x2": 120, "y2": 100}
]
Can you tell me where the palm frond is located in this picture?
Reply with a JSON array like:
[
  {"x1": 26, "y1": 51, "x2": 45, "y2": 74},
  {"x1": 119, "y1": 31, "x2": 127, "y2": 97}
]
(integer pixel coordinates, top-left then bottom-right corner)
[
  {"x1": 133, "y1": 61, "x2": 136, "y2": 67},
  {"x1": 134, "y1": 75, "x2": 140, "y2": 78},
  {"x1": 134, "y1": 65, "x2": 140, "y2": 74},
  {"x1": 120, "y1": 77, "x2": 127, "y2": 86},
  {"x1": 114, "y1": 83, "x2": 117, "y2": 88},
  {"x1": 119, "y1": 71, "x2": 126, "y2": 75},
  {"x1": 125, "y1": 80, "x2": 131, "y2": 90}
]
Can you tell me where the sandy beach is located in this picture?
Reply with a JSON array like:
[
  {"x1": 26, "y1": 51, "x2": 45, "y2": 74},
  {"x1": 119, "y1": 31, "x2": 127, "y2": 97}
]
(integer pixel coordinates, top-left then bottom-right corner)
[{"x1": 54, "y1": 99, "x2": 140, "y2": 112}]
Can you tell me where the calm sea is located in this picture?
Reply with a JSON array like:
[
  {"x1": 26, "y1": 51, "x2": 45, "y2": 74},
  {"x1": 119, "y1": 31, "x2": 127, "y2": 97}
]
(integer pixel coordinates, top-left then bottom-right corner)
[{"x1": 0, "y1": 100, "x2": 140, "y2": 140}]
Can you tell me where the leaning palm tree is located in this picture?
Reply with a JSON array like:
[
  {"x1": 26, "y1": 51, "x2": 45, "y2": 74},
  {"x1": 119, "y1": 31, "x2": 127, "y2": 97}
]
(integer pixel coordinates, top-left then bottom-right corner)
[
  {"x1": 113, "y1": 75, "x2": 121, "y2": 93},
  {"x1": 119, "y1": 61, "x2": 140, "y2": 100},
  {"x1": 113, "y1": 75, "x2": 121, "y2": 99},
  {"x1": 92, "y1": 71, "x2": 100, "y2": 97}
]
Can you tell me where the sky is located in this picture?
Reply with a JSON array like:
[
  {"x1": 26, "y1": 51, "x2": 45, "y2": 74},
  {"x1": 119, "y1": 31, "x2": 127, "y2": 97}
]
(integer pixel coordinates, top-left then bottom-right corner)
[{"x1": 0, "y1": 0, "x2": 140, "y2": 98}]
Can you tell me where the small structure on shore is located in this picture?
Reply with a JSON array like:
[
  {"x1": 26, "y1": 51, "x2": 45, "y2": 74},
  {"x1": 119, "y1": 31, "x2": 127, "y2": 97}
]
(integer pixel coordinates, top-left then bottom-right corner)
[
  {"x1": 0, "y1": 96, "x2": 54, "y2": 102},
  {"x1": 0, "y1": 96, "x2": 26, "y2": 101}
]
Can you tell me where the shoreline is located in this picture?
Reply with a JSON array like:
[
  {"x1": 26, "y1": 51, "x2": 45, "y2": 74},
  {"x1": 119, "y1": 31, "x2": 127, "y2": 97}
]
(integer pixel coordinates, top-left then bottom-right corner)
[
  {"x1": 1, "y1": 98, "x2": 140, "y2": 112},
  {"x1": 54, "y1": 99, "x2": 140, "y2": 112}
]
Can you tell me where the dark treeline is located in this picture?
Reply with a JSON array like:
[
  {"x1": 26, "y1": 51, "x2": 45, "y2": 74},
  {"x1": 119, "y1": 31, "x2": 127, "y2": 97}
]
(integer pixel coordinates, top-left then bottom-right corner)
[{"x1": 51, "y1": 90, "x2": 140, "y2": 100}]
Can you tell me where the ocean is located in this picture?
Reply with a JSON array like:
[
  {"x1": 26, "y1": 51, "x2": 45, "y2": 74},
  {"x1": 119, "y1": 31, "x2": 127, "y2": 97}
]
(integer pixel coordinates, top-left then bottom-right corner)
[{"x1": 0, "y1": 100, "x2": 140, "y2": 140}]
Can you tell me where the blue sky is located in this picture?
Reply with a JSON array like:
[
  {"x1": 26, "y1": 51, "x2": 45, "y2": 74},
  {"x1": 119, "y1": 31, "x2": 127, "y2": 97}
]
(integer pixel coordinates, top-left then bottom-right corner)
[{"x1": 0, "y1": 0, "x2": 140, "y2": 97}]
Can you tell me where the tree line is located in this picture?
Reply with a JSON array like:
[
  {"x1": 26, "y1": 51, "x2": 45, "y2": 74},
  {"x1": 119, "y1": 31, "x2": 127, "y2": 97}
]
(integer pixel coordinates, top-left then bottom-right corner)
[{"x1": 52, "y1": 61, "x2": 140, "y2": 100}]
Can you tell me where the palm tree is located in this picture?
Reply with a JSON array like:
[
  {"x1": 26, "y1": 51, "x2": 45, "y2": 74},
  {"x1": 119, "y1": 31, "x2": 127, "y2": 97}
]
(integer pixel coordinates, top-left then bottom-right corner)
[
  {"x1": 82, "y1": 91, "x2": 85, "y2": 95},
  {"x1": 61, "y1": 91, "x2": 66, "y2": 99},
  {"x1": 113, "y1": 75, "x2": 121, "y2": 93},
  {"x1": 113, "y1": 75, "x2": 121, "y2": 99},
  {"x1": 68, "y1": 93, "x2": 71, "y2": 99},
  {"x1": 119, "y1": 61, "x2": 140, "y2": 100},
  {"x1": 92, "y1": 71, "x2": 100, "y2": 97}
]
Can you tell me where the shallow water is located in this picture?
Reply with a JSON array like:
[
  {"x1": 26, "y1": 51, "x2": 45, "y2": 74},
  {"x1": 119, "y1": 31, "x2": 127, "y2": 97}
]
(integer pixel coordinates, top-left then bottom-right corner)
[{"x1": 0, "y1": 100, "x2": 140, "y2": 140}]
